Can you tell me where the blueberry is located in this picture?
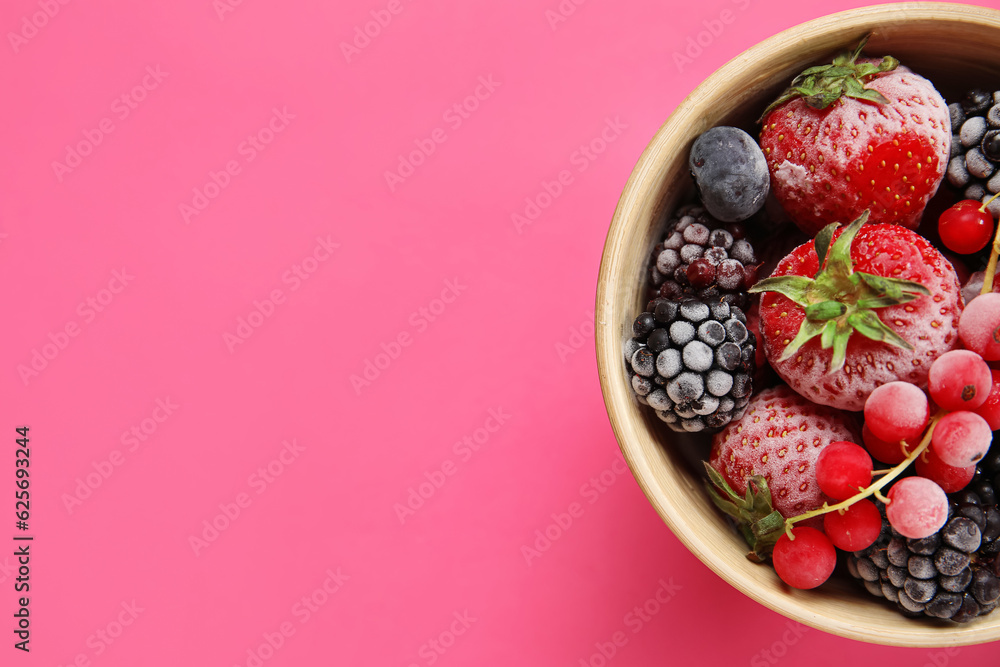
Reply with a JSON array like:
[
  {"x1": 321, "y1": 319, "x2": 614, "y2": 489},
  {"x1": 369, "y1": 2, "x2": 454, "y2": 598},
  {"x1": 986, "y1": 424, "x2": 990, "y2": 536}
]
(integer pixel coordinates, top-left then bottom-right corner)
[{"x1": 688, "y1": 126, "x2": 769, "y2": 222}]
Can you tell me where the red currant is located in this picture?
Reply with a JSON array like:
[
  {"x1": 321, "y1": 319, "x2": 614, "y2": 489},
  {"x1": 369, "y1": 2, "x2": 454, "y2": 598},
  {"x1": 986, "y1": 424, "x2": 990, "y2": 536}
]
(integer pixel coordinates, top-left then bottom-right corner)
[
  {"x1": 824, "y1": 499, "x2": 882, "y2": 551},
  {"x1": 885, "y1": 477, "x2": 949, "y2": 539},
  {"x1": 975, "y1": 369, "x2": 1000, "y2": 430},
  {"x1": 928, "y1": 349, "x2": 993, "y2": 412},
  {"x1": 861, "y1": 423, "x2": 906, "y2": 465},
  {"x1": 815, "y1": 441, "x2": 872, "y2": 501},
  {"x1": 863, "y1": 381, "x2": 929, "y2": 444},
  {"x1": 938, "y1": 199, "x2": 995, "y2": 254},
  {"x1": 772, "y1": 527, "x2": 837, "y2": 590},
  {"x1": 959, "y1": 293, "x2": 1000, "y2": 361},
  {"x1": 930, "y1": 410, "x2": 992, "y2": 468},
  {"x1": 915, "y1": 445, "x2": 976, "y2": 493}
]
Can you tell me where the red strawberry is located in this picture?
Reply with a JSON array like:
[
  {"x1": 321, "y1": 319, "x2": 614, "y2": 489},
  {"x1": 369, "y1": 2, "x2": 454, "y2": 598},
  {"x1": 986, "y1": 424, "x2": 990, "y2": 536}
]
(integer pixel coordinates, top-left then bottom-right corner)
[
  {"x1": 750, "y1": 212, "x2": 962, "y2": 411},
  {"x1": 706, "y1": 385, "x2": 861, "y2": 558},
  {"x1": 759, "y1": 38, "x2": 950, "y2": 236}
]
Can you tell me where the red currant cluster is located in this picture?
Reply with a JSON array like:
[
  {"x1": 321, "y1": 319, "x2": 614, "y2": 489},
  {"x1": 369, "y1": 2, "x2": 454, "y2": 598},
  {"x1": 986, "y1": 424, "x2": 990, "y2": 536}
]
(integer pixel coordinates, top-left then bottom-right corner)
[{"x1": 772, "y1": 312, "x2": 1000, "y2": 590}]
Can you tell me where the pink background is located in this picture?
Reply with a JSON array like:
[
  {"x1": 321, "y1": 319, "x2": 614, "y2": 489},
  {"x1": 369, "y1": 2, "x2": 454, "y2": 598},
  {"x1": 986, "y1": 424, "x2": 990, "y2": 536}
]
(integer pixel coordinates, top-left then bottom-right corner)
[{"x1": 3, "y1": 0, "x2": 1000, "y2": 665}]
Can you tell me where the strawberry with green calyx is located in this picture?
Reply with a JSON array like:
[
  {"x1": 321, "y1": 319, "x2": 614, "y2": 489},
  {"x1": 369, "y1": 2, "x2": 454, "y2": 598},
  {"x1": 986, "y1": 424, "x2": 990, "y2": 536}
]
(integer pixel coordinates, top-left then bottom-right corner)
[
  {"x1": 760, "y1": 36, "x2": 950, "y2": 235},
  {"x1": 749, "y1": 211, "x2": 962, "y2": 411},
  {"x1": 704, "y1": 464, "x2": 786, "y2": 563},
  {"x1": 760, "y1": 36, "x2": 898, "y2": 118}
]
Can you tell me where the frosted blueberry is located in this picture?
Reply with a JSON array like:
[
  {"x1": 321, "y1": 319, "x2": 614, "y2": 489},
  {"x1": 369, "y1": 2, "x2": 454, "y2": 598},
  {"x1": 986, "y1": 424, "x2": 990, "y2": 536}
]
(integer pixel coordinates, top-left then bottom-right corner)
[{"x1": 688, "y1": 126, "x2": 769, "y2": 222}]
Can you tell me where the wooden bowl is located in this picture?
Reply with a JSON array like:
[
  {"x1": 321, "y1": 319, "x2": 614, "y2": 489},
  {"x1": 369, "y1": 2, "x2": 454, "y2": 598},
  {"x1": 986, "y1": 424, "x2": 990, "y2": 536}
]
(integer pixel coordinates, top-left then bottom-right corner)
[{"x1": 596, "y1": 2, "x2": 1000, "y2": 647}]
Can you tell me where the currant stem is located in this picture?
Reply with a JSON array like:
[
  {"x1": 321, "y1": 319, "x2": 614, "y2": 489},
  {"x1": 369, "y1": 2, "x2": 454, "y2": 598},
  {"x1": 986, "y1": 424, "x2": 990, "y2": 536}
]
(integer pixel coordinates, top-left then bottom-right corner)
[
  {"x1": 979, "y1": 191, "x2": 1000, "y2": 297},
  {"x1": 783, "y1": 411, "x2": 944, "y2": 536}
]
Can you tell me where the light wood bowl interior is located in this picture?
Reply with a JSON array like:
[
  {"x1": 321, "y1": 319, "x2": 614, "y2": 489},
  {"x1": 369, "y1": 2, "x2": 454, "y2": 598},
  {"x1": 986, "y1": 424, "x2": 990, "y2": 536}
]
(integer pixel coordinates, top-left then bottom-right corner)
[{"x1": 596, "y1": 2, "x2": 1000, "y2": 647}]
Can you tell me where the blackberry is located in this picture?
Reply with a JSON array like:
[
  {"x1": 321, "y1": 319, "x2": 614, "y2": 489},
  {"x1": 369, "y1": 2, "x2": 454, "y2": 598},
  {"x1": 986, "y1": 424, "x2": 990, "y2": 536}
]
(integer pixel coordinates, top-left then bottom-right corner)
[
  {"x1": 847, "y1": 455, "x2": 1000, "y2": 622},
  {"x1": 624, "y1": 298, "x2": 755, "y2": 433},
  {"x1": 647, "y1": 204, "x2": 759, "y2": 310},
  {"x1": 946, "y1": 88, "x2": 1000, "y2": 218}
]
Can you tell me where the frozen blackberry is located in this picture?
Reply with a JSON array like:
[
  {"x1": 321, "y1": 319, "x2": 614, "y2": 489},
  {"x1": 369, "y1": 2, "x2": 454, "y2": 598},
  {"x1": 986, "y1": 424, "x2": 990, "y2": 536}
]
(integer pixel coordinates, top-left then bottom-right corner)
[
  {"x1": 624, "y1": 298, "x2": 755, "y2": 433},
  {"x1": 847, "y1": 454, "x2": 1000, "y2": 622},
  {"x1": 648, "y1": 204, "x2": 760, "y2": 310},
  {"x1": 947, "y1": 88, "x2": 1000, "y2": 218}
]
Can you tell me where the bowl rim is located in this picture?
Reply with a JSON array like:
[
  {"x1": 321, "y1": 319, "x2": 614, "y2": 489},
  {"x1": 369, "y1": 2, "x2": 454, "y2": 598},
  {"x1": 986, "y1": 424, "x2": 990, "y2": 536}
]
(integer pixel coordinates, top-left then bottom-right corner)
[{"x1": 596, "y1": 1, "x2": 1000, "y2": 647}]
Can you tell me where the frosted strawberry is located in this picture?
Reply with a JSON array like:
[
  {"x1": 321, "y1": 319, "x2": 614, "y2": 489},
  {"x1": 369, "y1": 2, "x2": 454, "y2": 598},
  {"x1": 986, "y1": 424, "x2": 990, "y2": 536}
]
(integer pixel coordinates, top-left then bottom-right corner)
[
  {"x1": 759, "y1": 38, "x2": 950, "y2": 235},
  {"x1": 706, "y1": 385, "x2": 860, "y2": 559},
  {"x1": 750, "y1": 212, "x2": 962, "y2": 411}
]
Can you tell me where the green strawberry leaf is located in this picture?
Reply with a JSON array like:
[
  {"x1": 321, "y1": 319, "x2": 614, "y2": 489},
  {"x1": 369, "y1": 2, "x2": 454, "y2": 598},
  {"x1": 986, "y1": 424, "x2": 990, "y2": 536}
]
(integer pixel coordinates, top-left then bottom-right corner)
[
  {"x1": 702, "y1": 464, "x2": 788, "y2": 562},
  {"x1": 805, "y1": 300, "x2": 847, "y2": 321},
  {"x1": 856, "y1": 272, "x2": 931, "y2": 299},
  {"x1": 758, "y1": 35, "x2": 897, "y2": 120},
  {"x1": 747, "y1": 275, "x2": 814, "y2": 305},
  {"x1": 813, "y1": 223, "x2": 838, "y2": 274},
  {"x1": 848, "y1": 310, "x2": 915, "y2": 350}
]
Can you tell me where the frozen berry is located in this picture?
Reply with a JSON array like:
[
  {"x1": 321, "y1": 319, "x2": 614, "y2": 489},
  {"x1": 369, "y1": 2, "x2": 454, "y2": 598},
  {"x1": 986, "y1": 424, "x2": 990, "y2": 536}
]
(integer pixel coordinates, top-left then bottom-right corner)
[
  {"x1": 959, "y1": 293, "x2": 1000, "y2": 361},
  {"x1": 928, "y1": 349, "x2": 993, "y2": 412},
  {"x1": 688, "y1": 126, "x2": 770, "y2": 222},
  {"x1": 886, "y1": 477, "x2": 949, "y2": 539},
  {"x1": 864, "y1": 381, "x2": 930, "y2": 444},
  {"x1": 931, "y1": 411, "x2": 992, "y2": 468},
  {"x1": 772, "y1": 526, "x2": 837, "y2": 589},
  {"x1": 815, "y1": 441, "x2": 873, "y2": 501},
  {"x1": 824, "y1": 499, "x2": 882, "y2": 551}
]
